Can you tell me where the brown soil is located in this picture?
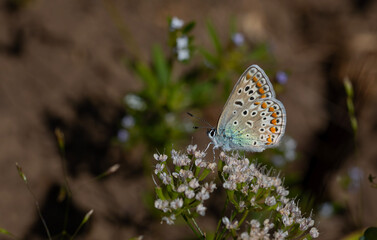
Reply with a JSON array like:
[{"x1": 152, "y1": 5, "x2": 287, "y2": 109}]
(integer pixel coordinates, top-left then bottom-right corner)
[{"x1": 1, "y1": 0, "x2": 377, "y2": 239}]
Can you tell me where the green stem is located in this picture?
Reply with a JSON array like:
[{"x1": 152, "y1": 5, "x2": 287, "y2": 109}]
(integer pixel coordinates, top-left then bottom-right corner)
[
  {"x1": 187, "y1": 209, "x2": 205, "y2": 238},
  {"x1": 182, "y1": 214, "x2": 201, "y2": 239},
  {"x1": 237, "y1": 210, "x2": 249, "y2": 227}
]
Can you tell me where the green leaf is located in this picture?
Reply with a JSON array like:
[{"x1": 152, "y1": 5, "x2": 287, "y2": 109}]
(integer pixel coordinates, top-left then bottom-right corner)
[
  {"x1": 152, "y1": 45, "x2": 170, "y2": 86},
  {"x1": 206, "y1": 20, "x2": 222, "y2": 55},
  {"x1": 198, "y1": 48, "x2": 219, "y2": 66},
  {"x1": 134, "y1": 61, "x2": 158, "y2": 95},
  {"x1": 363, "y1": 227, "x2": 377, "y2": 240},
  {"x1": 182, "y1": 21, "x2": 196, "y2": 34}
]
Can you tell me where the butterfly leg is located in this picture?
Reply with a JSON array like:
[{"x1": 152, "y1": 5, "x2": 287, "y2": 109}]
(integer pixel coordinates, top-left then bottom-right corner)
[{"x1": 204, "y1": 142, "x2": 212, "y2": 152}]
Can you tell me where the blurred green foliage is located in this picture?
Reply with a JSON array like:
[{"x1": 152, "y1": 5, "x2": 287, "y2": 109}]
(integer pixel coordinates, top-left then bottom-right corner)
[{"x1": 118, "y1": 18, "x2": 280, "y2": 156}]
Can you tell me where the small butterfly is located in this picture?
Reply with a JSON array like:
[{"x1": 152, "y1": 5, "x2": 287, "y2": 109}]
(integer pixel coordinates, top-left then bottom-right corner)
[{"x1": 208, "y1": 65, "x2": 286, "y2": 152}]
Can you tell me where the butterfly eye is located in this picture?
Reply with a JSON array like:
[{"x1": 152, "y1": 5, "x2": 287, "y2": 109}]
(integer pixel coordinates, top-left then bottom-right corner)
[{"x1": 208, "y1": 129, "x2": 216, "y2": 138}]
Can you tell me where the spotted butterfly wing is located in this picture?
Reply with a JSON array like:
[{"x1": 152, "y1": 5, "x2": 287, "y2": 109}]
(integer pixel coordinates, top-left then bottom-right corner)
[{"x1": 212, "y1": 65, "x2": 286, "y2": 152}]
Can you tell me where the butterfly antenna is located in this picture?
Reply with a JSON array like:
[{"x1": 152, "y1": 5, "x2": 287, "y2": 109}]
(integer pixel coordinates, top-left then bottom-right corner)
[{"x1": 187, "y1": 112, "x2": 214, "y2": 129}]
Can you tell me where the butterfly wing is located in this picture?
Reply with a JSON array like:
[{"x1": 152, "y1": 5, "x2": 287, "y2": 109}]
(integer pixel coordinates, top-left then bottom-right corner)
[
  {"x1": 215, "y1": 65, "x2": 286, "y2": 152},
  {"x1": 217, "y1": 65, "x2": 276, "y2": 131},
  {"x1": 219, "y1": 98, "x2": 286, "y2": 152}
]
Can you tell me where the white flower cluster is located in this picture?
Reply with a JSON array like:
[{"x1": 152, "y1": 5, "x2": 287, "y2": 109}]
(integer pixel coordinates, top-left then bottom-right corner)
[
  {"x1": 169, "y1": 17, "x2": 190, "y2": 61},
  {"x1": 153, "y1": 145, "x2": 217, "y2": 224},
  {"x1": 152, "y1": 145, "x2": 319, "y2": 239},
  {"x1": 219, "y1": 151, "x2": 319, "y2": 239}
]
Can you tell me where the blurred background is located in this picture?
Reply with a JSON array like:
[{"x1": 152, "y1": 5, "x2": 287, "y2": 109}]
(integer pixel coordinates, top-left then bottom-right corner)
[{"x1": 0, "y1": 0, "x2": 377, "y2": 239}]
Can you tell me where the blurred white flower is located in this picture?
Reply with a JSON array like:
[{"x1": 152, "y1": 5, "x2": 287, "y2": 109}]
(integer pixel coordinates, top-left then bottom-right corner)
[
  {"x1": 121, "y1": 115, "x2": 135, "y2": 128},
  {"x1": 319, "y1": 202, "x2": 334, "y2": 218},
  {"x1": 170, "y1": 17, "x2": 184, "y2": 30},
  {"x1": 348, "y1": 166, "x2": 363, "y2": 191},
  {"x1": 177, "y1": 48, "x2": 190, "y2": 61},
  {"x1": 117, "y1": 129, "x2": 129, "y2": 142},
  {"x1": 161, "y1": 214, "x2": 176, "y2": 225},
  {"x1": 124, "y1": 94, "x2": 146, "y2": 111},
  {"x1": 196, "y1": 203, "x2": 206, "y2": 216},
  {"x1": 232, "y1": 32, "x2": 244, "y2": 46},
  {"x1": 176, "y1": 36, "x2": 189, "y2": 49}
]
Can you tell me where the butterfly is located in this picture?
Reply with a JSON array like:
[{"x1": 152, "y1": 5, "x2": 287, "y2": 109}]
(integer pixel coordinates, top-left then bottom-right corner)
[{"x1": 208, "y1": 65, "x2": 286, "y2": 152}]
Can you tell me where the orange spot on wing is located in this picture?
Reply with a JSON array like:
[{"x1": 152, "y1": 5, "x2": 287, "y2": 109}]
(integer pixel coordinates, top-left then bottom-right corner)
[
  {"x1": 269, "y1": 107, "x2": 274, "y2": 112},
  {"x1": 270, "y1": 127, "x2": 276, "y2": 133},
  {"x1": 254, "y1": 102, "x2": 260, "y2": 105},
  {"x1": 271, "y1": 112, "x2": 278, "y2": 118},
  {"x1": 271, "y1": 119, "x2": 277, "y2": 125},
  {"x1": 267, "y1": 135, "x2": 272, "y2": 143},
  {"x1": 256, "y1": 82, "x2": 262, "y2": 88},
  {"x1": 261, "y1": 95, "x2": 266, "y2": 98},
  {"x1": 261, "y1": 102, "x2": 267, "y2": 109},
  {"x1": 246, "y1": 72, "x2": 252, "y2": 79},
  {"x1": 252, "y1": 76, "x2": 258, "y2": 82},
  {"x1": 258, "y1": 88, "x2": 265, "y2": 94}
]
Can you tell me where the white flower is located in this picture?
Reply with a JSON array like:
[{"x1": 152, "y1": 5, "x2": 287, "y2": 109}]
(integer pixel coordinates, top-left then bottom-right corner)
[
  {"x1": 195, "y1": 187, "x2": 210, "y2": 201},
  {"x1": 154, "y1": 163, "x2": 164, "y2": 174},
  {"x1": 154, "y1": 153, "x2": 168, "y2": 162},
  {"x1": 154, "y1": 199, "x2": 169, "y2": 212},
  {"x1": 177, "y1": 48, "x2": 190, "y2": 61},
  {"x1": 170, "y1": 198, "x2": 183, "y2": 210},
  {"x1": 189, "y1": 179, "x2": 200, "y2": 189},
  {"x1": 195, "y1": 158, "x2": 207, "y2": 168},
  {"x1": 179, "y1": 169, "x2": 194, "y2": 179},
  {"x1": 282, "y1": 215, "x2": 293, "y2": 226},
  {"x1": 187, "y1": 144, "x2": 197, "y2": 154},
  {"x1": 273, "y1": 229, "x2": 288, "y2": 240},
  {"x1": 170, "y1": 17, "x2": 184, "y2": 30},
  {"x1": 185, "y1": 189, "x2": 195, "y2": 199},
  {"x1": 203, "y1": 182, "x2": 216, "y2": 193},
  {"x1": 121, "y1": 115, "x2": 135, "y2": 128},
  {"x1": 159, "y1": 172, "x2": 172, "y2": 185},
  {"x1": 310, "y1": 227, "x2": 319, "y2": 238},
  {"x1": 172, "y1": 151, "x2": 191, "y2": 166},
  {"x1": 196, "y1": 203, "x2": 206, "y2": 216},
  {"x1": 276, "y1": 186, "x2": 289, "y2": 197},
  {"x1": 207, "y1": 162, "x2": 217, "y2": 171},
  {"x1": 250, "y1": 219, "x2": 260, "y2": 228},
  {"x1": 124, "y1": 94, "x2": 146, "y2": 111},
  {"x1": 177, "y1": 184, "x2": 187, "y2": 193},
  {"x1": 176, "y1": 36, "x2": 188, "y2": 49},
  {"x1": 161, "y1": 214, "x2": 176, "y2": 225},
  {"x1": 265, "y1": 196, "x2": 276, "y2": 206},
  {"x1": 117, "y1": 129, "x2": 129, "y2": 142},
  {"x1": 222, "y1": 217, "x2": 238, "y2": 230},
  {"x1": 232, "y1": 32, "x2": 244, "y2": 46}
]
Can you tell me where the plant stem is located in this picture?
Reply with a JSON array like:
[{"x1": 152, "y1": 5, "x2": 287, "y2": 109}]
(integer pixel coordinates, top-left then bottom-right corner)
[
  {"x1": 187, "y1": 209, "x2": 205, "y2": 238},
  {"x1": 237, "y1": 210, "x2": 249, "y2": 227},
  {"x1": 182, "y1": 213, "x2": 201, "y2": 239}
]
